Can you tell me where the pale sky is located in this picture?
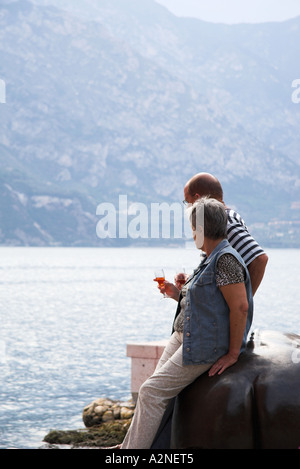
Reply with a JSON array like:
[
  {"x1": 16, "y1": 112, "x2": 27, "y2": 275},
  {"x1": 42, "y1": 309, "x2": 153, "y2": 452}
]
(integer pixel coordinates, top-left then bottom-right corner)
[{"x1": 156, "y1": 0, "x2": 300, "y2": 24}]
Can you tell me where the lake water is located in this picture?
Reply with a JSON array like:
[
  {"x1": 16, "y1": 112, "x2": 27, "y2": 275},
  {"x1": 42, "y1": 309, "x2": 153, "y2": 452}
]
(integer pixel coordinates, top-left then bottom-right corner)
[{"x1": 0, "y1": 246, "x2": 299, "y2": 449}]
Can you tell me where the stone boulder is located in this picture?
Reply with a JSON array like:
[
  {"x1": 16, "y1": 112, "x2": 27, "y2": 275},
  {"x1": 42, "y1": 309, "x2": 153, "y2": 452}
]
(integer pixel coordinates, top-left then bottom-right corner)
[
  {"x1": 82, "y1": 397, "x2": 135, "y2": 428},
  {"x1": 171, "y1": 330, "x2": 300, "y2": 449},
  {"x1": 43, "y1": 398, "x2": 135, "y2": 448}
]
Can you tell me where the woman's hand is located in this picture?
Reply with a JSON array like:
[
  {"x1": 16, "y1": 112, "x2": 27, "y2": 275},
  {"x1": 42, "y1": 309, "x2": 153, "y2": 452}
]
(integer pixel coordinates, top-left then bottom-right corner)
[
  {"x1": 208, "y1": 352, "x2": 238, "y2": 377},
  {"x1": 174, "y1": 273, "x2": 189, "y2": 290},
  {"x1": 158, "y1": 281, "x2": 180, "y2": 301}
]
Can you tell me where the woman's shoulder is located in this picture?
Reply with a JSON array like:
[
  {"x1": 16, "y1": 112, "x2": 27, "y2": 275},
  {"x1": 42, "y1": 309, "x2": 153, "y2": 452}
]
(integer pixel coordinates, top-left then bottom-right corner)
[
  {"x1": 217, "y1": 252, "x2": 244, "y2": 267},
  {"x1": 216, "y1": 253, "x2": 245, "y2": 286}
]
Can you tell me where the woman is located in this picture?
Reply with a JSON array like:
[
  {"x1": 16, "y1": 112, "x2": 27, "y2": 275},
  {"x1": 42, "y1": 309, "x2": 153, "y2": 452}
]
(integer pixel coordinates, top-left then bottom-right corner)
[{"x1": 119, "y1": 197, "x2": 253, "y2": 449}]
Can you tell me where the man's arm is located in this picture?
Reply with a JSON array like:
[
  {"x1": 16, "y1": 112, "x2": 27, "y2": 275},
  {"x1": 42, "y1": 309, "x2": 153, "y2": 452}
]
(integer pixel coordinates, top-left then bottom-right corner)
[
  {"x1": 226, "y1": 209, "x2": 268, "y2": 295},
  {"x1": 247, "y1": 253, "x2": 268, "y2": 296}
]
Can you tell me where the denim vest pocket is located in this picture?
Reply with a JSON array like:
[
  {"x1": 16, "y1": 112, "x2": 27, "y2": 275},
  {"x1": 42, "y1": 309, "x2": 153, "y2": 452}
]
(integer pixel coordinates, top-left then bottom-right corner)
[{"x1": 194, "y1": 272, "x2": 214, "y2": 286}]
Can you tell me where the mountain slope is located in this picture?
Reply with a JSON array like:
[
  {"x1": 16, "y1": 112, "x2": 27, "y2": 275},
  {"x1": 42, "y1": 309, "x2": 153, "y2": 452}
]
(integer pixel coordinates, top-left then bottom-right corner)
[
  {"x1": 31, "y1": 0, "x2": 300, "y2": 165},
  {"x1": 0, "y1": 0, "x2": 299, "y2": 246}
]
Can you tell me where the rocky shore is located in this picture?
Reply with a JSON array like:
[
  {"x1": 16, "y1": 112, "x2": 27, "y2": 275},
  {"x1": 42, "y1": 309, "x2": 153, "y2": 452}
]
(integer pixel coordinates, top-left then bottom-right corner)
[{"x1": 43, "y1": 398, "x2": 135, "y2": 448}]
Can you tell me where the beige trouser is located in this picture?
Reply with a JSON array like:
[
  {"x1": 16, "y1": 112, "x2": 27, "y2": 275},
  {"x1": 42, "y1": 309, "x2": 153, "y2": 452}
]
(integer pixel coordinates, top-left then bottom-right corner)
[{"x1": 121, "y1": 331, "x2": 212, "y2": 449}]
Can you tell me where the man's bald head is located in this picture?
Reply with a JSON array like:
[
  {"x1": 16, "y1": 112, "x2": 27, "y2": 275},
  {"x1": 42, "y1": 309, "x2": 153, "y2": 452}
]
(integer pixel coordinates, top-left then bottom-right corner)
[{"x1": 184, "y1": 173, "x2": 224, "y2": 204}]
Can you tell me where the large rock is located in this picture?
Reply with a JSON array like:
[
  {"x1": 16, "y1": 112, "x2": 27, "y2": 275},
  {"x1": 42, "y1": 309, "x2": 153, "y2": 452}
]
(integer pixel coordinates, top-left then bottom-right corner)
[
  {"x1": 83, "y1": 398, "x2": 135, "y2": 428},
  {"x1": 171, "y1": 330, "x2": 300, "y2": 449}
]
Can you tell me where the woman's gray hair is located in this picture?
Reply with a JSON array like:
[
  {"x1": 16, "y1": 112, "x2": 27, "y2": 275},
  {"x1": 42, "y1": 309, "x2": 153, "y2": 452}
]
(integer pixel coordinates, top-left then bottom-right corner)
[{"x1": 187, "y1": 197, "x2": 227, "y2": 240}]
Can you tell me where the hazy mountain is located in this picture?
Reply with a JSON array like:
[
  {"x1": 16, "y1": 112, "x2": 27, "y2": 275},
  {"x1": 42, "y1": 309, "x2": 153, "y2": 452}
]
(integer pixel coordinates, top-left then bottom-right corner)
[{"x1": 0, "y1": 0, "x2": 299, "y2": 246}]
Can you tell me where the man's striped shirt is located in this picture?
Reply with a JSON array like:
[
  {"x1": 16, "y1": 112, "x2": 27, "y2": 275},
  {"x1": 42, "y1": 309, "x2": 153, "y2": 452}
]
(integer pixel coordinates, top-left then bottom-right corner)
[{"x1": 226, "y1": 208, "x2": 265, "y2": 266}]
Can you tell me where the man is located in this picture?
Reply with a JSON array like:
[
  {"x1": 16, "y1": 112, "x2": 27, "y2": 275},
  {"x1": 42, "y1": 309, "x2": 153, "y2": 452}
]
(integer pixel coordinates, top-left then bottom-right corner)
[
  {"x1": 181, "y1": 172, "x2": 268, "y2": 295},
  {"x1": 151, "y1": 173, "x2": 268, "y2": 449}
]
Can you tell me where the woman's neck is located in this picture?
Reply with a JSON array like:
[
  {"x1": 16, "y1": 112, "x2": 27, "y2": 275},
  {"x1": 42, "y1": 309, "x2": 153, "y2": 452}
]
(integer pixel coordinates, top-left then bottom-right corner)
[{"x1": 202, "y1": 238, "x2": 225, "y2": 257}]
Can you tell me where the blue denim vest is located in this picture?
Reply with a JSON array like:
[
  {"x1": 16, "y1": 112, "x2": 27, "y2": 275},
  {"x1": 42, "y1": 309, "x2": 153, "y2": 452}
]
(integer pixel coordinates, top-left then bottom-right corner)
[{"x1": 173, "y1": 239, "x2": 253, "y2": 366}]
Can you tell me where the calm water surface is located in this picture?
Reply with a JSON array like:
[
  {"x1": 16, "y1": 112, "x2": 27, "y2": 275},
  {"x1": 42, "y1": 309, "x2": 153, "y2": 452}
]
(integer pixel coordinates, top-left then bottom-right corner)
[{"x1": 0, "y1": 247, "x2": 299, "y2": 449}]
